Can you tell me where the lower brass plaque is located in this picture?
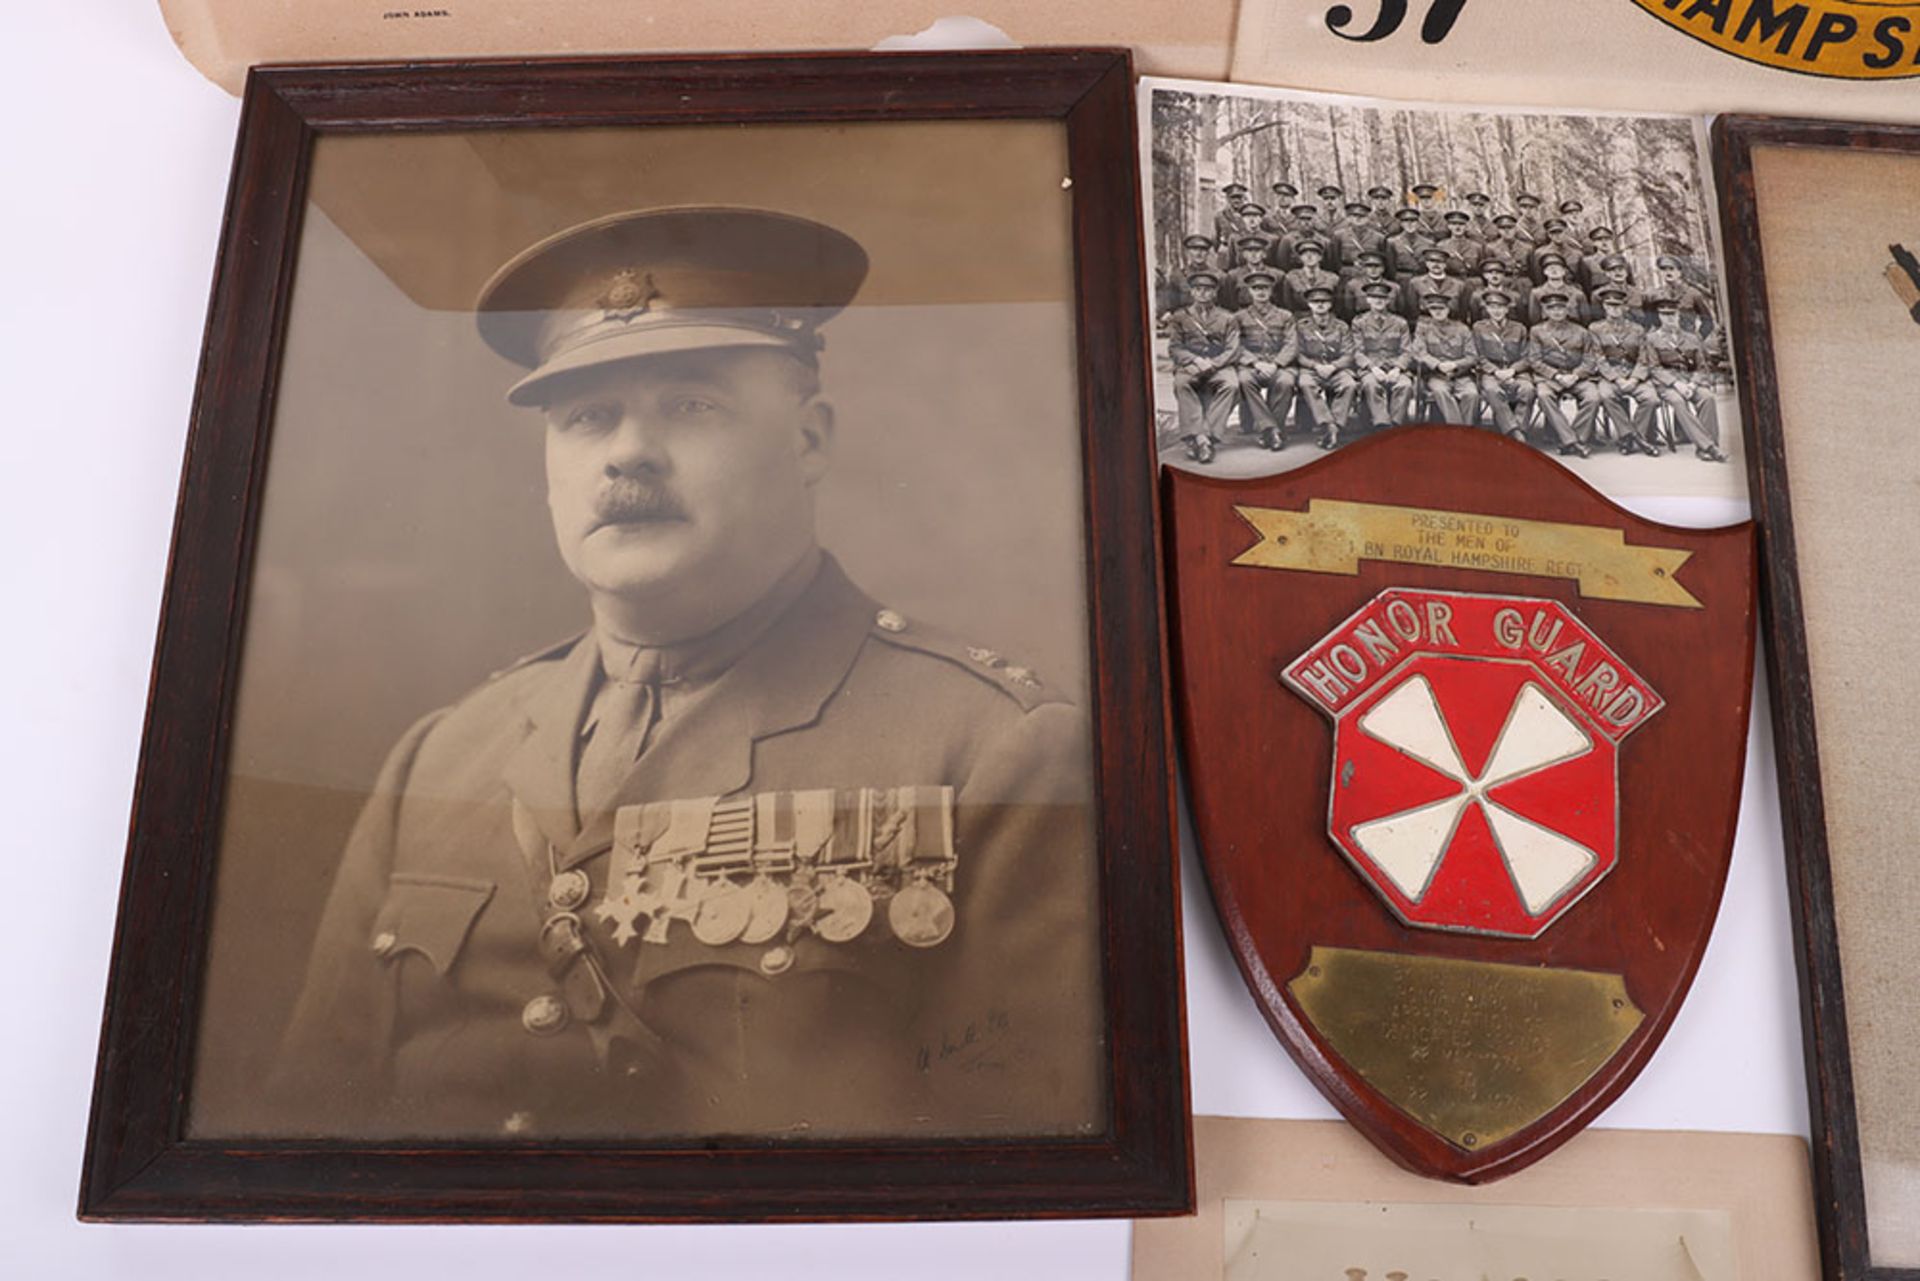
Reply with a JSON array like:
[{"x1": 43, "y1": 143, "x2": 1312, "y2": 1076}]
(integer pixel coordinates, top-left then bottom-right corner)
[{"x1": 1289, "y1": 946, "x2": 1644, "y2": 1151}]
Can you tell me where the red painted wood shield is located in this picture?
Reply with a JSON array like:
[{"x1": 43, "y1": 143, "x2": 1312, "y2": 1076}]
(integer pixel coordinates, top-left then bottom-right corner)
[{"x1": 1165, "y1": 427, "x2": 1755, "y2": 1183}]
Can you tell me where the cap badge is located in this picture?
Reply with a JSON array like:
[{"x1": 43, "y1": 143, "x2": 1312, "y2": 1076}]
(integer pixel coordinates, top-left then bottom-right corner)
[{"x1": 596, "y1": 268, "x2": 660, "y2": 321}]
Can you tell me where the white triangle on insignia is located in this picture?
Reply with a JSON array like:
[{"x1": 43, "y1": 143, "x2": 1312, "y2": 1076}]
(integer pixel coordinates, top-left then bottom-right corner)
[
  {"x1": 1485, "y1": 802, "x2": 1598, "y2": 914},
  {"x1": 1481, "y1": 682, "x2": 1592, "y2": 786},
  {"x1": 1349, "y1": 793, "x2": 1468, "y2": 903},
  {"x1": 1358, "y1": 674, "x2": 1470, "y2": 782}
]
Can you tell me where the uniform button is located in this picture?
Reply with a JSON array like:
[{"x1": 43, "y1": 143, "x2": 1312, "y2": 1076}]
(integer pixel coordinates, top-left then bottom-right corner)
[
  {"x1": 875, "y1": 608, "x2": 907, "y2": 633},
  {"x1": 547, "y1": 868, "x2": 591, "y2": 911},
  {"x1": 521, "y1": 994, "x2": 569, "y2": 1036},
  {"x1": 370, "y1": 931, "x2": 397, "y2": 956}
]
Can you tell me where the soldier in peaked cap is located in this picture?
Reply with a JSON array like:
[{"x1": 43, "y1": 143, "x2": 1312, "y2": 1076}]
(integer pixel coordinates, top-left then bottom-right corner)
[
  {"x1": 1589, "y1": 283, "x2": 1657, "y2": 453},
  {"x1": 1158, "y1": 232, "x2": 1220, "y2": 320},
  {"x1": 1231, "y1": 269, "x2": 1299, "y2": 452},
  {"x1": 1349, "y1": 279, "x2": 1415, "y2": 428},
  {"x1": 1215, "y1": 181, "x2": 1254, "y2": 248},
  {"x1": 1169, "y1": 268, "x2": 1242, "y2": 463},
  {"x1": 1472, "y1": 287, "x2": 1536, "y2": 438},
  {"x1": 1641, "y1": 294, "x2": 1728, "y2": 461},
  {"x1": 270, "y1": 207, "x2": 1104, "y2": 1140}
]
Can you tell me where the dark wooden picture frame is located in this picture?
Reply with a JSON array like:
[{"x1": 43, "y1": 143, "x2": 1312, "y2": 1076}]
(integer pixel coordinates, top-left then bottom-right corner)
[
  {"x1": 79, "y1": 48, "x2": 1191, "y2": 1223},
  {"x1": 1714, "y1": 114, "x2": 1920, "y2": 1281}
]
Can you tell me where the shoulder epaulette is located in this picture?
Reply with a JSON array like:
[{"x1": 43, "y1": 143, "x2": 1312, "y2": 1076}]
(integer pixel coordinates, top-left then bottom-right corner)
[
  {"x1": 486, "y1": 631, "x2": 586, "y2": 682},
  {"x1": 864, "y1": 606, "x2": 1069, "y2": 712}
]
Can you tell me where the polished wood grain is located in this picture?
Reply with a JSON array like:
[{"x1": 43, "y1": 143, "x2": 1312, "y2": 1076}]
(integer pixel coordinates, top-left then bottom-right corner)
[
  {"x1": 78, "y1": 49, "x2": 1191, "y2": 1223},
  {"x1": 1166, "y1": 426, "x2": 1754, "y2": 1183},
  {"x1": 1714, "y1": 114, "x2": 1920, "y2": 1281}
]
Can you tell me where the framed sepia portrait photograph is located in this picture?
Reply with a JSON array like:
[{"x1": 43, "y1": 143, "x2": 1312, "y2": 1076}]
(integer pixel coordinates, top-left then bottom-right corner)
[
  {"x1": 1714, "y1": 114, "x2": 1920, "y2": 1281},
  {"x1": 79, "y1": 49, "x2": 1190, "y2": 1222}
]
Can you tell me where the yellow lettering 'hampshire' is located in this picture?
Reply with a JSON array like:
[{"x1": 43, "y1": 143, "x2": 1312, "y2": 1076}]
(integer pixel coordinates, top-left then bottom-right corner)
[
  {"x1": 1633, "y1": 0, "x2": 1920, "y2": 80},
  {"x1": 1232, "y1": 499, "x2": 1700, "y2": 608}
]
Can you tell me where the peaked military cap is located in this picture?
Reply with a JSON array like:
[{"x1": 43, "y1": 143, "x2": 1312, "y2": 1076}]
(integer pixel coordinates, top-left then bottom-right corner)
[
  {"x1": 1559, "y1": 198, "x2": 1585, "y2": 213},
  {"x1": 1421, "y1": 246, "x2": 1449, "y2": 261},
  {"x1": 1538, "y1": 287, "x2": 1573, "y2": 304},
  {"x1": 1270, "y1": 180, "x2": 1299, "y2": 196},
  {"x1": 1344, "y1": 199, "x2": 1373, "y2": 214},
  {"x1": 1537, "y1": 250, "x2": 1568, "y2": 269},
  {"x1": 1182, "y1": 233, "x2": 1215, "y2": 249},
  {"x1": 1443, "y1": 210, "x2": 1472, "y2": 224},
  {"x1": 1543, "y1": 216, "x2": 1570, "y2": 233},
  {"x1": 477, "y1": 206, "x2": 868, "y2": 407},
  {"x1": 1366, "y1": 184, "x2": 1394, "y2": 199},
  {"x1": 1242, "y1": 268, "x2": 1279, "y2": 286},
  {"x1": 1515, "y1": 192, "x2": 1543, "y2": 207},
  {"x1": 1420, "y1": 290, "x2": 1455, "y2": 309},
  {"x1": 1296, "y1": 236, "x2": 1328, "y2": 255},
  {"x1": 1466, "y1": 190, "x2": 1491, "y2": 204},
  {"x1": 1595, "y1": 285, "x2": 1630, "y2": 304},
  {"x1": 1237, "y1": 233, "x2": 1273, "y2": 250},
  {"x1": 1394, "y1": 207, "x2": 1423, "y2": 222},
  {"x1": 1317, "y1": 183, "x2": 1344, "y2": 198},
  {"x1": 1412, "y1": 181, "x2": 1440, "y2": 196},
  {"x1": 1186, "y1": 268, "x2": 1222, "y2": 286},
  {"x1": 1589, "y1": 224, "x2": 1616, "y2": 239},
  {"x1": 1652, "y1": 294, "x2": 1682, "y2": 311},
  {"x1": 1601, "y1": 252, "x2": 1629, "y2": 270},
  {"x1": 1223, "y1": 181, "x2": 1250, "y2": 196},
  {"x1": 1291, "y1": 202, "x2": 1320, "y2": 216},
  {"x1": 1481, "y1": 257, "x2": 1512, "y2": 274},
  {"x1": 1357, "y1": 250, "x2": 1387, "y2": 266},
  {"x1": 1493, "y1": 211, "x2": 1519, "y2": 226},
  {"x1": 1305, "y1": 285, "x2": 1337, "y2": 302},
  {"x1": 1656, "y1": 253, "x2": 1684, "y2": 269},
  {"x1": 1480, "y1": 287, "x2": 1516, "y2": 305},
  {"x1": 1361, "y1": 280, "x2": 1396, "y2": 298}
]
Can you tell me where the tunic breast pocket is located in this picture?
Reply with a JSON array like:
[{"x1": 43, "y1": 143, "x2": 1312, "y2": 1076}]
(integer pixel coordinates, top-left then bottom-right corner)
[{"x1": 371, "y1": 873, "x2": 495, "y2": 1025}]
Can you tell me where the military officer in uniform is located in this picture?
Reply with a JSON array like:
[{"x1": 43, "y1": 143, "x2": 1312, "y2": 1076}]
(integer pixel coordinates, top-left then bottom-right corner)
[
  {"x1": 1349, "y1": 279, "x2": 1415, "y2": 429},
  {"x1": 1641, "y1": 295, "x2": 1728, "y2": 461},
  {"x1": 1169, "y1": 268, "x2": 1242, "y2": 464},
  {"x1": 1385, "y1": 207, "x2": 1434, "y2": 282},
  {"x1": 269, "y1": 206, "x2": 1105, "y2": 1140},
  {"x1": 1403, "y1": 246, "x2": 1468, "y2": 321},
  {"x1": 1409, "y1": 180, "x2": 1447, "y2": 238},
  {"x1": 1339, "y1": 249, "x2": 1394, "y2": 320},
  {"x1": 1332, "y1": 199, "x2": 1387, "y2": 283},
  {"x1": 1472, "y1": 288, "x2": 1536, "y2": 438},
  {"x1": 1281, "y1": 237, "x2": 1341, "y2": 312},
  {"x1": 1214, "y1": 180, "x2": 1253, "y2": 248},
  {"x1": 1156, "y1": 233, "x2": 1218, "y2": 321},
  {"x1": 1437, "y1": 208, "x2": 1485, "y2": 278},
  {"x1": 1223, "y1": 233, "x2": 1278, "y2": 311},
  {"x1": 1294, "y1": 285, "x2": 1358, "y2": 449},
  {"x1": 1232, "y1": 269, "x2": 1299, "y2": 451},
  {"x1": 1275, "y1": 202, "x2": 1331, "y2": 270},
  {"x1": 1588, "y1": 284, "x2": 1657, "y2": 453},
  {"x1": 1264, "y1": 180, "x2": 1300, "y2": 234},
  {"x1": 1366, "y1": 183, "x2": 1398, "y2": 235},
  {"x1": 1412, "y1": 289, "x2": 1480, "y2": 424},
  {"x1": 1463, "y1": 189, "x2": 1495, "y2": 241},
  {"x1": 1528, "y1": 251, "x2": 1589, "y2": 325},
  {"x1": 1484, "y1": 213, "x2": 1530, "y2": 277},
  {"x1": 1513, "y1": 191, "x2": 1547, "y2": 245},
  {"x1": 1654, "y1": 254, "x2": 1719, "y2": 340},
  {"x1": 1527, "y1": 288, "x2": 1600, "y2": 456}
]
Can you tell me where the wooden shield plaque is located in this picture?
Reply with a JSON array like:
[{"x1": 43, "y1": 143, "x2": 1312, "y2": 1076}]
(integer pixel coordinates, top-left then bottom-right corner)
[{"x1": 1166, "y1": 427, "x2": 1755, "y2": 1184}]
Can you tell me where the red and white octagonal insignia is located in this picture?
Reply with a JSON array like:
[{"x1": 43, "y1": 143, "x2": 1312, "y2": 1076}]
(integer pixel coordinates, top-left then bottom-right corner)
[{"x1": 1282, "y1": 589, "x2": 1663, "y2": 940}]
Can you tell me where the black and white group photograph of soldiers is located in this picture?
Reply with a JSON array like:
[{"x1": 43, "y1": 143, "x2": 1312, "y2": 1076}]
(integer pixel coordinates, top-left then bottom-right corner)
[{"x1": 1143, "y1": 81, "x2": 1742, "y2": 499}]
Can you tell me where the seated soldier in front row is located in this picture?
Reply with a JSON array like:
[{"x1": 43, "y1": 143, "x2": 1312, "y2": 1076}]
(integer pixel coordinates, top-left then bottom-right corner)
[
  {"x1": 1349, "y1": 279, "x2": 1415, "y2": 430},
  {"x1": 1295, "y1": 285, "x2": 1359, "y2": 450},
  {"x1": 1412, "y1": 289, "x2": 1480, "y2": 424},
  {"x1": 1167, "y1": 269, "x2": 1240, "y2": 464},
  {"x1": 1233, "y1": 269, "x2": 1299, "y2": 452},
  {"x1": 1588, "y1": 284, "x2": 1657, "y2": 455},
  {"x1": 1641, "y1": 295, "x2": 1728, "y2": 462},
  {"x1": 1473, "y1": 288, "x2": 1535, "y2": 438},
  {"x1": 1527, "y1": 289, "x2": 1600, "y2": 458}
]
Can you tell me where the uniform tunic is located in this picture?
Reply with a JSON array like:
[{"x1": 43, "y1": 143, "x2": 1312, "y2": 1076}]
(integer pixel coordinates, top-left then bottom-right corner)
[{"x1": 270, "y1": 556, "x2": 1105, "y2": 1141}]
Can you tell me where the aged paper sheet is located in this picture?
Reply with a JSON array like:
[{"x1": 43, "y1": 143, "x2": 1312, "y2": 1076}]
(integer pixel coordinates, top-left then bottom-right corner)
[
  {"x1": 1233, "y1": 1, "x2": 1920, "y2": 123},
  {"x1": 1133, "y1": 1118, "x2": 1817, "y2": 1281},
  {"x1": 158, "y1": 0, "x2": 1233, "y2": 95}
]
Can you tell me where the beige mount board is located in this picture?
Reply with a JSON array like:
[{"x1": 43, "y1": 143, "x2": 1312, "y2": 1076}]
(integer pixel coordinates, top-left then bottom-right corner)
[
  {"x1": 1234, "y1": 1, "x2": 1920, "y2": 123},
  {"x1": 158, "y1": 0, "x2": 1233, "y2": 94}
]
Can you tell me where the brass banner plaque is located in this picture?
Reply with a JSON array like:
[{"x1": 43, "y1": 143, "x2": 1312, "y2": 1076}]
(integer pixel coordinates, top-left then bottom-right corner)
[
  {"x1": 1289, "y1": 946, "x2": 1645, "y2": 1151},
  {"x1": 1233, "y1": 499, "x2": 1700, "y2": 608}
]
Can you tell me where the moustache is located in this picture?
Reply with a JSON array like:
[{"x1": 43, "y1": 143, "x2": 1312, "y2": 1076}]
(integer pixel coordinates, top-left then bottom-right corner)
[{"x1": 593, "y1": 478, "x2": 688, "y2": 526}]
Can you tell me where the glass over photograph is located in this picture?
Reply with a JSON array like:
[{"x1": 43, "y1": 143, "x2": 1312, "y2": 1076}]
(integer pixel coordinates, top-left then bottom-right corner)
[
  {"x1": 1140, "y1": 79, "x2": 1743, "y2": 500},
  {"x1": 184, "y1": 119, "x2": 1108, "y2": 1144}
]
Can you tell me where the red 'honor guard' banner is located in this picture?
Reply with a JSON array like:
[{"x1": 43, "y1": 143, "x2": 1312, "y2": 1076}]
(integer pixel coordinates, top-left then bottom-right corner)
[{"x1": 1166, "y1": 426, "x2": 1754, "y2": 1183}]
